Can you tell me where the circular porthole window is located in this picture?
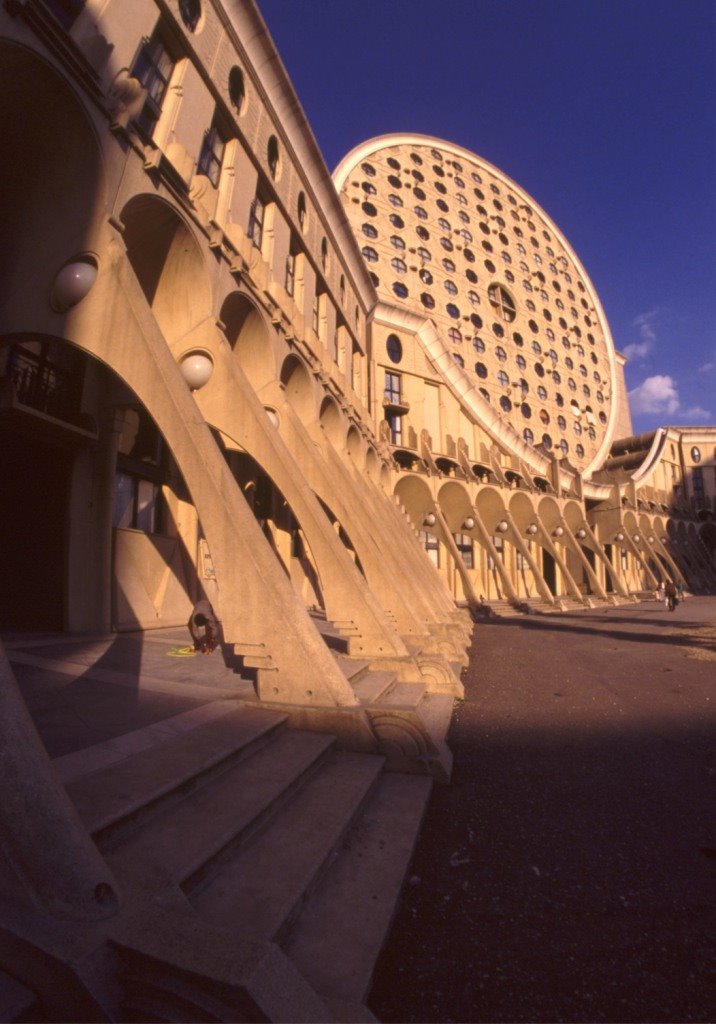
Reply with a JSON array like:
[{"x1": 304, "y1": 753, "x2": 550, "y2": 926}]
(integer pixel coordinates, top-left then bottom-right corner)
[
  {"x1": 386, "y1": 334, "x2": 402, "y2": 364},
  {"x1": 691, "y1": 446, "x2": 701, "y2": 463}
]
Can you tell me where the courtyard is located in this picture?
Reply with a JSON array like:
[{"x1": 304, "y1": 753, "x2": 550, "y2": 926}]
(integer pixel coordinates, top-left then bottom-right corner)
[{"x1": 371, "y1": 597, "x2": 715, "y2": 1023}]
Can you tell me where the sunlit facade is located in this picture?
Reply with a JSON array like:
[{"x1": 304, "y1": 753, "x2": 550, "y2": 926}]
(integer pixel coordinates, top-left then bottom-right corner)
[{"x1": 0, "y1": 0, "x2": 713, "y2": 1018}]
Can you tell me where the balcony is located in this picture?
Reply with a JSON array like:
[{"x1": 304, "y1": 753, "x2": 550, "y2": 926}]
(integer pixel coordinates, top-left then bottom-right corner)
[
  {"x1": 1, "y1": 345, "x2": 92, "y2": 434},
  {"x1": 382, "y1": 393, "x2": 410, "y2": 414}
]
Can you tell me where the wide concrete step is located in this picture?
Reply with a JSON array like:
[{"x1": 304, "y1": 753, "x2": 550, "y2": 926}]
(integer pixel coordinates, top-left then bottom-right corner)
[
  {"x1": 105, "y1": 730, "x2": 336, "y2": 889},
  {"x1": 0, "y1": 969, "x2": 37, "y2": 1022},
  {"x1": 283, "y1": 773, "x2": 433, "y2": 1005},
  {"x1": 187, "y1": 751, "x2": 385, "y2": 941},
  {"x1": 67, "y1": 706, "x2": 287, "y2": 846}
]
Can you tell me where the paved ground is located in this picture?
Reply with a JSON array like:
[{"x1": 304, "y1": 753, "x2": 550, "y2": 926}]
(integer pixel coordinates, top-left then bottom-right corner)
[
  {"x1": 3, "y1": 628, "x2": 253, "y2": 758},
  {"x1": 370, "y1": 597, "x2": 716, "y2": 1023}
]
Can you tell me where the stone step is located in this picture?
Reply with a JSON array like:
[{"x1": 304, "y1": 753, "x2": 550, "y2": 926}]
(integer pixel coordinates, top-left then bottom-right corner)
[
  {"x1": 106, "y1": 730, "x2": 336, "y2": 889},
  {"x1": 67, "y1": 706, "x2": 287, "y2": 846},
  {"x1": 283, "y1": 773, "x2": 432, "y2": 1005},
  {"x1": 376, "y1": 680, "x2": 427, "y2": 709},
  {"x1": 0, "y1": 969, "x2": 37, "y2": 1022},
  {"x1": 351, "y1": 670, "x2": 396, "y2": 704},
  {"x1": 186, "y1": 751, "x2": 385, "y2": 941}
]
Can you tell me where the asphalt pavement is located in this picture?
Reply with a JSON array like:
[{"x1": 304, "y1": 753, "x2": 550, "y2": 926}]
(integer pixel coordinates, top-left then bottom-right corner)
[{"x1": 370, "y1": 597, "x2": 716, "y2": 1023}]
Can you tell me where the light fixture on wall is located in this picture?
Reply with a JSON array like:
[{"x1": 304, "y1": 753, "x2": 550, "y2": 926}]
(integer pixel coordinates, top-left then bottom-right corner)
[
  {"x1": 51, "y1": 256, "x2": 98, "y2": 312},
  {"x1": 462, "y1": 516, "x2": 475, "y2": 530},
  {"x1": 647, "y1": 535, "x2": 655, "y2": 543},
  {"x1": 576, "y1": 528, "x2": 587, "y2": 539},
  {"x1": 633, "y1": 533, "x2": 641, "y2": 543},
  {"x1": 179, "y1": 351, "x2": 214, "y2": 390},
  {"x1": 423, "y1": 512, "x2": 436, "y2": 527},
  {"x1": 496, "y1": 520, "x2": 509, "y2": 533},
  {"x1": 526, "y1": 523, "x2": 538, "y2": 535},
  {"x1": 615, "y1": 532, "x2": 624, "y2": 542},
  {"x1": 553, "y1": 526, "x2": 564, "y2": 538}
]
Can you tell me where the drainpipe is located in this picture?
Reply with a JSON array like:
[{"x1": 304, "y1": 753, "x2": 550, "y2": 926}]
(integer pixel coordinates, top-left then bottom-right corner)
[
  {"x1": 501, "y1": 511, "x2": 555, "y2": 605},
  {"x1": 471, "y1": 510, "x2": 520, "y2": 605},
  {"x1": 559, "y1": 519, "x2": 608, "y2": 601},
  {"x1": 580, "y1": 522, "x2": 630, "y2": 599}
]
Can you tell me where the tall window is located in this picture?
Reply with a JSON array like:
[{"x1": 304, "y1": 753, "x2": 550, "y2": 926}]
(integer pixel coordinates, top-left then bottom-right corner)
[
  {"x1": 419, "y1": 530, "x2": 440, "y2": 568},
  {"x1": 197, "y1": 116, "x2": 227, "y2": 187},
  {"x1": 453, "y1": 533, "x2": 474, "y2": 569},
  {"x1": 247, "y1": 194, "x2": 265, "y2": 249},
  {"x1": 131, "y1": 28, "x2": 176, "y2": 139},
  {"x1": 692, "y1": 467, "x2": 705, "y2": 506},
  {"x1": 386, "y1": 412, "x2": 402, "y2": 445},
  {"x1": 285, "y1": 250, "x2": 296, "y2": 297},
  {"x1": 40, "y1": 0, "x2": 85, "y2": 28},
  {"x1": 384, "y1": 371, "x2": 401, "y2": 404}
]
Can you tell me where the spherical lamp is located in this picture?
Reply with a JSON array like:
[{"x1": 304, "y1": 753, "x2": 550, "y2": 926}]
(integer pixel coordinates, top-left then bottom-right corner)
[
  {"x1": 423, "y1": 512, "x2": 436, "y2": 527},
  {"x1": 52, "y1": 257, "x2": 98, "y2": 312},
  {"x1": 462, "y1": 516, "x2": 475, "y2": 530},
  {"x1": 180, "y1": 351, "x2": 214, "y2": 390}
]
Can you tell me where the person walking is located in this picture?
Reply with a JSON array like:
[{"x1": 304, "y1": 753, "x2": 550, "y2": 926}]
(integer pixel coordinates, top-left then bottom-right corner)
[
  {"x1": 656, "y1": 581, "x2": 665, "y2": 605},
  {"x1": 664, "y1": 580, "x2": 678, "y2": 613}
]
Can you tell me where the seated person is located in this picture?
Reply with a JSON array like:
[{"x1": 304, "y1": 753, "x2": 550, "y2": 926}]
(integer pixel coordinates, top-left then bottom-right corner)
[{"x1": 188, "y1": 599, "x2": 219, "y2": 654}]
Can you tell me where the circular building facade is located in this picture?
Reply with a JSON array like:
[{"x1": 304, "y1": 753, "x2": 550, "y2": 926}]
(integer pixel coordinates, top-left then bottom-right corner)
[{"x1": 334, "y1": 134, "x2": 619, "y2": 477}]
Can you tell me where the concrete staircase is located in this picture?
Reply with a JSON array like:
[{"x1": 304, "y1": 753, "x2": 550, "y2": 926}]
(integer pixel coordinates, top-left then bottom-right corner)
[{"x1": 49, "y1": 703, "x2": 431, "y2": 1021}]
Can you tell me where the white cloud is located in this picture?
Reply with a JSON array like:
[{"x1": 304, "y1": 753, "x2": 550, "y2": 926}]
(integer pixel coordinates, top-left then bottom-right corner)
[
  {"x1": 681, "y1": 405, "x2": 712, "y2": 422},
  {"x1": 623, "y1": 340, "x2": 651, "y2": 360},
  {"x1": 623, "y1": 308, "x2": 660, "y2": 361},
  {"x1": 628, "y1": 374, "x2": 680, "y2": 415},
  {"x1": 698, "y1": 360, "x2": 714, "y2": 374}
]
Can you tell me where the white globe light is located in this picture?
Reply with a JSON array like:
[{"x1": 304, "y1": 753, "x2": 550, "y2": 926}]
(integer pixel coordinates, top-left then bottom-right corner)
[
  {"x1": 615, "y1": 532, "x2": 624, "y2": 542},
  {"x1": 633, "y1": 534, "x2": 640, "y2": 543},
  {"x1": 180, "y1": 352, "x2": 214, "y2": 390},
  {"x1": 526, "y1": 523, "x2": 538, "y2": 535},
  {"x1": 462, "y1": 516, "x2": 475, "y2": 530},
  {"x1": 554, "y1": 526, "x2": 564, "y2": 537},
  {"x1": 576, "y1": 528, "x2": 587, "y2": 539},
  {"x1": 497, "y1": 520, "x2": 509, "y2": 533},
  {"x1": 52, "y1": 259, "x2": 97, "y2": 311},
  {"x1": 423, "y1": 512, "x2": 436, "y2": 527}
]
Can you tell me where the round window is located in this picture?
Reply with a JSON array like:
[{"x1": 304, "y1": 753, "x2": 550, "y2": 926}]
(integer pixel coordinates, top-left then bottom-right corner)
[
  {"x1": 691, "y1": 446, "x2": 701, "y2": 463},
  {"x1": 386, "y1": 334, "x2": 402, "y2": 364}
]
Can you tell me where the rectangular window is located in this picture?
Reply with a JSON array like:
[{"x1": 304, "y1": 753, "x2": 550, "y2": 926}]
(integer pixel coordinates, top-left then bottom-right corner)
[
  {"x1": 131, "y1": 29, "x2": 176, "y2": 139},
  {"x1": 113, "y1": 472, "x2": 160, "y2": 534},
  {"x1": 453, "y1": 533, "x2": 474, "y2": 569},
  {"x1": 386, "y1": 412, "x2": 402, "y2": 445},
  {"x1": 285, "y1": 251, "x2": 296, "y2": 297},
  {"x1": 311, "y1": 294, "x2": 319, "y2": 333},
  {"x1": 40, "y1": 0, "x2": 85, "y2": 28},
  {"x1": 693, "y1": 467, "x2": 705, "y2": 503},
  {"x1": 384, "y1": 371, "x2": 401, "y2": 404},
  {"x1": 247, "y1": 194, "x2": 265, "y2": 249},
  {"x1": 197, "y1": 117, "x2": 227, "y2": 187},
  {"x1": 419, "y1": 530, "x2": 440, "y2": 568}
]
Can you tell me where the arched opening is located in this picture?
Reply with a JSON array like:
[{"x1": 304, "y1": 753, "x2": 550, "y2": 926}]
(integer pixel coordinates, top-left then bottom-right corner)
[
  {"x1": 0, "y1": 41, "x2": 103, "y2": 330},
  {"x1": 0, "y1": 335, "x2": 199, "y2": 632},
  {"x1": 280, "y1": 354, "x2": 315, "y2": 423},
  {"x1": 121, "y1": 195, "x2": 212, "y2": 349},
  {"x1": 219, "y1": 291, "x2": 275, "y2": 391},
  {"x1": 346, "y1": 425, "x2": 364, "y2": 465},
  {"x1": 223, "y1": 449, "x2": 325, "y2": 610},
  {"x1": 319, "y1": 396, "x2": 343, "y2": 447}
]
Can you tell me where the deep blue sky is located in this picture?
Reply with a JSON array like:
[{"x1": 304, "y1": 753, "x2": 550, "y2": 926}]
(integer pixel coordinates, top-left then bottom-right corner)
[{"x1": 259, "y1": 0, "x2": 715, "y2": 433}]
